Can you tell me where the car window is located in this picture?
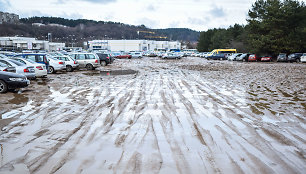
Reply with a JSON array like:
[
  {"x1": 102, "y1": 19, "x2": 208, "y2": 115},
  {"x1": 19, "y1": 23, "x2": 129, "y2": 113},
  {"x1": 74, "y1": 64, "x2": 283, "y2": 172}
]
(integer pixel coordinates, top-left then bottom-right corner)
[
  {"x1": 76, "y1": 54, "x2": 86, "y2": 60},
  {"x1": 26, "y1": 55, "x2": 36, "y2": 61},
  {"x1": 0, "y1": 62, "x2": 7, "y2": 67},
  {"x1": 0, "y1": 60, "x2": 12, "y2": 67},
  {"x1": 12, "y1": 59, "x2": 26, "y2": 64},
  {"x1": 26, "y1": 59, "x2": 37, "y2": 64},
  {"x1": 69, "y1": 54, "x2": 75, "y2": 59},
  {"x1": 9, "y1": 59, "x2": 24, "y2": 66},
  {"x1": 36, "y1": 55, "x2": 45, "y2": 62},
  {"x1": 86, "y1": 54, "x2": 95, "y2": 59}
]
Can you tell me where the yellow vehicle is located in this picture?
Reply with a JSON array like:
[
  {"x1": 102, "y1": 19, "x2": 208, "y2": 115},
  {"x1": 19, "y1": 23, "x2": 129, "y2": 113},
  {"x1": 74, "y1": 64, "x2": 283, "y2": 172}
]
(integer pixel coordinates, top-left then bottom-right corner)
[{"x1": 207, "y1": 49, "x2": 237, "y2": 56}]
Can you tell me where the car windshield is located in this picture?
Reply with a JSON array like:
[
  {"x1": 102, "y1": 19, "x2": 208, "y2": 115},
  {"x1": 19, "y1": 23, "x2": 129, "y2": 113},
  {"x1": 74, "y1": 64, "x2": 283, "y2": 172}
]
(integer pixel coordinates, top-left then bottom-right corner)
[{"x1": 0, "y1": 62, "x2": 7, "y2": 67}]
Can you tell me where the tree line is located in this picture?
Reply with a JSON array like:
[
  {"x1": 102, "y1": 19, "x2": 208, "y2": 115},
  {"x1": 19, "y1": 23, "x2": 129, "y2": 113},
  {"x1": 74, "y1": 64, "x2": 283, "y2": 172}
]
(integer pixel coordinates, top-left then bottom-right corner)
[
  {"x1": 0, "y1": 16, "x2": 200, "y2": 47},
  {"x1": 197, "y1": 0, "x2": 306, "y2": 56}
]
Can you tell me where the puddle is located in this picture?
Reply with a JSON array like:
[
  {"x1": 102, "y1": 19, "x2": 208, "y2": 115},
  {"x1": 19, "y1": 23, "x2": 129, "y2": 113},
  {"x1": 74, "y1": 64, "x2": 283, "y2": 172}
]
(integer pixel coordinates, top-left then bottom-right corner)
[
  {"x1": 8, "y1": 93, "x2": 29, "y2": 105},
  {"x1": 83, "y1": 69, "x2": 138, "y2": 76}
]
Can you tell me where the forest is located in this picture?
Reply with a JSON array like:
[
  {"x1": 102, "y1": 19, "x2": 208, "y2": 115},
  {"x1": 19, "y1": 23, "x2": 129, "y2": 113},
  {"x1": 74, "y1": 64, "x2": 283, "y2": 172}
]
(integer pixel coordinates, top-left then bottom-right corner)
[{"x1": 197, "y1": 0, "x2": 306, "y2": 55}]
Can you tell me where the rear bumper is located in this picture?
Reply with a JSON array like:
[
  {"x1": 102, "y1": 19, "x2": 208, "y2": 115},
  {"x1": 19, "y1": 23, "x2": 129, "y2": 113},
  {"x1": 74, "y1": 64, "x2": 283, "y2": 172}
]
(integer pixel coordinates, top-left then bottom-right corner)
[
  {"x1": 35, "y1": 70, "x2": 48, "y2": 77},
  {"x1": 24, "y1": 73, "x2": 36, "y2": 79}
]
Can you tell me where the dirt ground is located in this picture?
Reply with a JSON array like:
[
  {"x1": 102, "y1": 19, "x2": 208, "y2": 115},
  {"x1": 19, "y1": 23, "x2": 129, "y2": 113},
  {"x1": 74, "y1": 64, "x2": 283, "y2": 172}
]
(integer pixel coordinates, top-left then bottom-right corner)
[{"x1": 0, "y1": 57, "x2": 305, "y2": 174}]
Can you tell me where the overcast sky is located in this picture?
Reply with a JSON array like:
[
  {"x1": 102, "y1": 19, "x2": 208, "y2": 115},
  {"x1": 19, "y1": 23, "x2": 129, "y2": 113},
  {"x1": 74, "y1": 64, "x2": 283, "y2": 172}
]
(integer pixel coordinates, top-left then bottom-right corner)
[{"x1": 1, "y1": 0, "x2": 259, "y2": 31}]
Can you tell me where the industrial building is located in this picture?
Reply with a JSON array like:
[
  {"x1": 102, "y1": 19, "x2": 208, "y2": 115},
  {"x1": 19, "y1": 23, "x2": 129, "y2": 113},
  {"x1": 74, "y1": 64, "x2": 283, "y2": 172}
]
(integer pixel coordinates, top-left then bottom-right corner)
[
  {"x1": 0, "y1": 11, "x2": 19, "y2": 24},
  {"x1": 0, "y1": 37, "x2": 65, "y2": 51},
  {"x1": 88, "y1": 40, "x2": 181, "y2": 52}
]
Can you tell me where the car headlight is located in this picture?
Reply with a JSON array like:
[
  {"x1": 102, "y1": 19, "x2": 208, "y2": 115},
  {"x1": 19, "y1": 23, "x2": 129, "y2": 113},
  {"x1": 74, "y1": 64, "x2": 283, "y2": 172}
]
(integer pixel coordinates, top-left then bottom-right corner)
[{"x1": 9, "y1": 78, "x2": 25, "y2": 81}]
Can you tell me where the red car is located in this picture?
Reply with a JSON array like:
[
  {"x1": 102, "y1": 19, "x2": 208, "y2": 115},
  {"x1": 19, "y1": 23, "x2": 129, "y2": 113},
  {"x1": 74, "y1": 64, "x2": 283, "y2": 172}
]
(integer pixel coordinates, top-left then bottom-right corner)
[
  {"x1": 261, "y1": 56, "x2": 272, "y2": 62},
  {"x1": 116, "y1": 53, "x2": 132, "y2": 59},
  {"x1": 248, "y1": 54, "x2": 260, "y2": 61}
]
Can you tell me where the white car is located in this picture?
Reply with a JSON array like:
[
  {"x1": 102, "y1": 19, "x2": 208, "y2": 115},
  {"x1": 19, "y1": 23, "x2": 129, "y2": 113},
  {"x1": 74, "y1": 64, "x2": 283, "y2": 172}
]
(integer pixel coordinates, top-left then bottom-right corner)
[
  {"x1": 301, "y1": 53, "x2": 306, "y2": 63},
  {"x1": 10, "y1": 57, "x2": 48, "y2": 77},
  {"x1": 228, "y1": 53, "x2": 243, "y2": 61},
  {"x1": 162, "y1": 52, "x2": 181, "y2": 59},
  {"x1": 54, "y1": 55, "x2": 79, "y2": 72},
  {"x1": 46, "y1": 55, "x2": 66, "y2": 73},
  {"x1": 129, "y1": 52, "x2": 143, "y2": 58}
]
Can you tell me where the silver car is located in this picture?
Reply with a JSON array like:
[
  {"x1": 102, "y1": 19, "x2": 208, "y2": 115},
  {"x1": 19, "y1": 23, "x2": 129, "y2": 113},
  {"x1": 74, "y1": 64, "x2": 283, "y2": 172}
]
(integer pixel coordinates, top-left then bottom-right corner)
[
  {"x1": 0, "y1": 58, "x2": 36, "y2": 79},
  {"x1": 10, "y1": 57, "x2": 48, "y2": 78},
  {"x1": 69, "y1": 53, "x2": 100, "y2": 70}
]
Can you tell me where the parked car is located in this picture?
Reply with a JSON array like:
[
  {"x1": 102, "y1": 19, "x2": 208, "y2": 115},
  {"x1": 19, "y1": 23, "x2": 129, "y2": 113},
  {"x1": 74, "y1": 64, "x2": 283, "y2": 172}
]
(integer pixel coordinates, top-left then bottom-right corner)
[
  {"x1": 15, "y1": 53, "x2": 50, "y2": 70},
  {"x1": 46, "y1": 55, "x2": 66, "y2": 73},
  {"x1": 228, "y1": 53, "x2": 242, "y2": 61},
  {"x1": 161, "y1": 52, "x2": 180, "y2": 59},
  {"x1": 287, "y1": 53, "x2": 303, "y2": 63},
  {"x1": 0, "y1": 62, "x2": 15, "y2": 72},
  {"x1": 54, "y1": 55, "x2": 79, "y2": 72},
  {"x1": 300, "y1": 53, "x2": 306, "y2": 63},
  {"x1": 0, "y1": 58, "x2": 36, "y2": 79},
  {"x1": 206, "y1": 53, "x2": 227, "y2": 60},
  {"x1": 0, "y1": 71, "x2": 30, "y2": 93},
  {"x1": 129, "y1": 52, "x2": 143, "y2": 58},
  {"x1": 10, "y1": 57, "x2": 48, "y2": 77},
  {"x1": 95, "y1": 53, "x2": 114, "y2": 66},
  {"x1": 248, "y1": 54, "x2": 261, "y2": 62},
  {"x1": 148, "y1": 52, "x2": 158, "y2": 57},
  {"x1": 277, "y1": 53, "x2": 287, "y2": 62},
  {"x1": 261, "y1": 55, "x2": 273, "y2": 62},
  {"x1": 116, "y1": 52, "x2": 132, "y2": 59},
  {"x1": 69, "y1": 53, "x2": 100, "y2": 70},
  {"x1": 236, "y1": 53, "x2": 252, "y2": 62}
]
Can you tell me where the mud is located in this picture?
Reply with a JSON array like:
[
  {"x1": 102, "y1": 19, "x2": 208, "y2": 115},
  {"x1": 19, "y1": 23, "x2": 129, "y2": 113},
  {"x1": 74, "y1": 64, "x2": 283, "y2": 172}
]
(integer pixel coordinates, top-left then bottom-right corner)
[
  {"x1": 83, "y1": 69, "x2": 138, "y2": 76},
  {"x1": 0, "y1": 57, "x2": 305, "y2": 174}
]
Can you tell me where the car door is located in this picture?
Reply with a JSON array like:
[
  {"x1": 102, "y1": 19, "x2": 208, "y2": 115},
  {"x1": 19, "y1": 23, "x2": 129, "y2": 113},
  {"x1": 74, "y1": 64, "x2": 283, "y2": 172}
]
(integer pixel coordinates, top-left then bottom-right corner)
[{"x1": 75, "y1": 54, "x2": 86, "y2": 67}]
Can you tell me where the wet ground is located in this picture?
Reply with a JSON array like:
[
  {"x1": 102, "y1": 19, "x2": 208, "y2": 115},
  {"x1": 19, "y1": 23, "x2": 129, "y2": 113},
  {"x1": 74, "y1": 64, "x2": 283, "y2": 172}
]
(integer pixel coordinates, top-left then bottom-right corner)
[{"x1": 0, "y1": 57, "x2": 305, "y2": 174}]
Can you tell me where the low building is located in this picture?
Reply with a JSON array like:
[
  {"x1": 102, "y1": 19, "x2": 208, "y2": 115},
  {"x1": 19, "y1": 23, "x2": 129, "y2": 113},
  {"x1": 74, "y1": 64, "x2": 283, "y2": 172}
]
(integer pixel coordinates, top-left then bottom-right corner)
[
  {"x1": 0, "y1": 11, "x2": 19, "y2": 24},
  {"x1": 88, "y1": 40, "x2": 181, "y2": 52},
  {"x1": 0, "y1": 37, "x2": 65, "y2": 51}
]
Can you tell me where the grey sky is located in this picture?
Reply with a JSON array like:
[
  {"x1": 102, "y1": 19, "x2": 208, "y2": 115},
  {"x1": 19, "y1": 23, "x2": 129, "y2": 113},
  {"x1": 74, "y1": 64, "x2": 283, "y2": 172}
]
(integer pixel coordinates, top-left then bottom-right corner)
[{"x1": 2, "y1": 0, "x2": 260, "y2": 31}]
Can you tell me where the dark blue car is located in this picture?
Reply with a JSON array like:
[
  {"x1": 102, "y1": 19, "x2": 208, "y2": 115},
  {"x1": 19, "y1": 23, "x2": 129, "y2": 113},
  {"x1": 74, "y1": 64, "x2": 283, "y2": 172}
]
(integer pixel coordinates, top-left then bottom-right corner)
[
  {"x1": 206, "y1": 53, "x2": 227, "y2": 60},
  {"x1": 0, "y1": 71, "x2": 30, "y2": 93}
]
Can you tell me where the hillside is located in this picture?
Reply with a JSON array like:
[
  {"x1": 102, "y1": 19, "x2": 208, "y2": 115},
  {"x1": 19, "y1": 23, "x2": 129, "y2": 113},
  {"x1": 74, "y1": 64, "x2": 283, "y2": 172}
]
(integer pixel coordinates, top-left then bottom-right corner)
[{"x1": 0, "y1": 16, "x2": 199, "y2": 47}]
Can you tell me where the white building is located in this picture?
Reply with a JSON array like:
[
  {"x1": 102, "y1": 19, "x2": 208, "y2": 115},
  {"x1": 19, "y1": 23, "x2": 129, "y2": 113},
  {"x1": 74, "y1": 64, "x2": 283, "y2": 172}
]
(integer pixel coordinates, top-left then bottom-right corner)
[
  {"x1": 0, "y1": 37, "x2": 65, "y2": 51},
  {"x1": 88, "y1": 40, "x2": 181, "y2": 52}
]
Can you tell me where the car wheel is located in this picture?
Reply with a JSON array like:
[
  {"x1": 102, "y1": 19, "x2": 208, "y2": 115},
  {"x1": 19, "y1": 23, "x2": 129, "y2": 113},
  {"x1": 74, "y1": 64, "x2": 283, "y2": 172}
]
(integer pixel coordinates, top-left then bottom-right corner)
[
  {"x1": 48, "y1": 66, "x2": 55, "y2": 74},
  {"x1": 0, "y1": 80, "x2": 8, "y2": 93},
  {"x1": 296, "y1": 59, "x2": 300, "y2": 63},
  {"x1": 86, "y1": 64, "x2": 94, "y2": 70},
  {"x1": 66, "y1": 65, "x2": 73, "y2": 72},
  {"x1": 100, "y1": 61, "x2": 107, "y2": 66}
]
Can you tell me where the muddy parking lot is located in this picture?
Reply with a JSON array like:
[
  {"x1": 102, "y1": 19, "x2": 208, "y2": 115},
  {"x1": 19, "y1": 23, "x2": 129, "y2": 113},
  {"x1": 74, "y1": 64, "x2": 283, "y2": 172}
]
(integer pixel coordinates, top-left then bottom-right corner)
[{"x1": 0, "y1": 57, "x2": 305, "y2": 174}]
